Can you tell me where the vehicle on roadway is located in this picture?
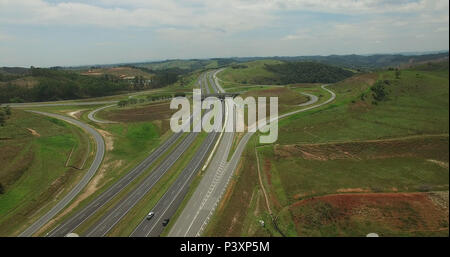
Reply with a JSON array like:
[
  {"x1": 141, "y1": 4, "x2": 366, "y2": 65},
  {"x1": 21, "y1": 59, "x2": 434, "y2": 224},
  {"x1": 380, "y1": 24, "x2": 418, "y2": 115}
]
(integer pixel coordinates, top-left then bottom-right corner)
[
  {"x1": 146, "y1": 212, "x2": 155, "y2": 220},
  {"x1": 162, "y1": 219, "x2": 170, "y2": 226}
]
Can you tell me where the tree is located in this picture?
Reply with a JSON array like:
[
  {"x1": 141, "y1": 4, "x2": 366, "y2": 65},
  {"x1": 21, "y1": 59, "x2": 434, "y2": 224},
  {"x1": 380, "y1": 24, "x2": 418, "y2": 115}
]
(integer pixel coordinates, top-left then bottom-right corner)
[
  {"x1": 0, "y1": 111, "x2": 5, "y2": 126},
  {"x1": 0, "y1": 183, "x2": 4, "y2": 194},
  {"x1": 118, "y1": 100, "x2": 128, "y2": 107},
  {"x1": 371, "y1": 80, "x2": 388, "y2": 102},
  {"x1": 128, "y1": 98, "x2": 137, "y2": 105},
  {"x1": 395, "y1": 69, "x2": 401, "y2": 79},
  {"x1": 3, "y1": 105, "x2": 11, "y2": 116}
]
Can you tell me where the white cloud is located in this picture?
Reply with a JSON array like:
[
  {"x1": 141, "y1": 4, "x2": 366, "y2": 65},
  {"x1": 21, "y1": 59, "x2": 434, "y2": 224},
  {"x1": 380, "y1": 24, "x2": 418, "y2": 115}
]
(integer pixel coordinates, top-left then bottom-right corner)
[
  {"x1": 0, "y1": 0, "x2": 448, "y2": 66},
  {"x1": 2, "y1": 0, "x2": 447, "y2": 31},
  {"x1": 0, "y1": 32, "x2": 14, "y2": 41}
]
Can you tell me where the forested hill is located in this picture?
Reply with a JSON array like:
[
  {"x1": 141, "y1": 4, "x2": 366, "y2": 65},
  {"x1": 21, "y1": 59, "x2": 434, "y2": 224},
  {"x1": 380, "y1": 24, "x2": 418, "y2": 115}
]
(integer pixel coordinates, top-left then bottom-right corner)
[
  {"x1": 0, "y1": 67, "x2": 179, "y2": 103},
  {"x1": 265, "y1": 62, "x2": 354, "y2": 84}
]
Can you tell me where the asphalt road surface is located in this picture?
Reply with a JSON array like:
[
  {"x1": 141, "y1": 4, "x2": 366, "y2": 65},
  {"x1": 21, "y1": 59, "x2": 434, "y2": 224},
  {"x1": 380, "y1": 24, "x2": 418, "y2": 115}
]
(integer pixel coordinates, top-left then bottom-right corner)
[
  {"x1": 3, "y1": 100, "x2": 118, "y2": 108},
  {"x1": 18, "y1": 111, "x2": 105, "y2": 237},
  {"x1": 47, "y1": 131, "x2": 184, "y2": 237},
  {"x1": 84, "y1": 132, "x2": 200, "y2": 237},
  {"x1": 87, "y1": 104, "x2": 117, "y2": 123},
  {"x1": 130, "y1": 131, "x2": 219, "y2": 237}
]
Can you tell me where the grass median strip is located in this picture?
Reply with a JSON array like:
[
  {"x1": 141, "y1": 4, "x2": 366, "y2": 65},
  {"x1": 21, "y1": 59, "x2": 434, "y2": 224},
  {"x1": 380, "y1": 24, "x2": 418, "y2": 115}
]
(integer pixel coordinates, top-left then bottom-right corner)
[{"x1": 106, "y1": 132, "x2": 208, "y2": 236}]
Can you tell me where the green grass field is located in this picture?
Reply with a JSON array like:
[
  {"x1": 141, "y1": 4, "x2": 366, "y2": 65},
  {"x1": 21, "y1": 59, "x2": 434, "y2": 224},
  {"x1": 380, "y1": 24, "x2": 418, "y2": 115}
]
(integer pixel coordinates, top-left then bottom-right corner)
[
  {"x1": 206, "y1": 61, "x2": 449, "y2": 237},
  {"x1": 217, "y1": 60, "x2": 282, "y2": 85},
  {"x1": 0, "y1": 109, "x2": 91, "y2": 235}
]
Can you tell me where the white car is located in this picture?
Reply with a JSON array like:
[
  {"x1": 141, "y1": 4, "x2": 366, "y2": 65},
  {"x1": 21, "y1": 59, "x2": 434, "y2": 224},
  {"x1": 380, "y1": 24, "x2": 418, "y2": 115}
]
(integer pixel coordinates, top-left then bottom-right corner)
[{"x1": 146, "y1": 211, "x2": 155, "y2": 220}]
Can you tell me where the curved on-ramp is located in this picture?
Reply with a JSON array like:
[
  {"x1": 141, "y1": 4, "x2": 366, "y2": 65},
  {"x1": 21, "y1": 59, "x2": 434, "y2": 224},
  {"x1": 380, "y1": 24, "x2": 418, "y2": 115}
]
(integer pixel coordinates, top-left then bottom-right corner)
[
  {"x1": 87, "y1": 104, "x2": 117, "y2": 124},
  {"x1": 18, "y1": 111, "x2": 105, "y2": 237}
]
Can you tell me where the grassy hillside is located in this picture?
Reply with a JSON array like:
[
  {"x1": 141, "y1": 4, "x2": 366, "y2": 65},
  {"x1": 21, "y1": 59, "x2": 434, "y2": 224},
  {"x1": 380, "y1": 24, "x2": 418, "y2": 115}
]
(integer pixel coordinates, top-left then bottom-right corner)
[
  {"x1": 206, "y1": 60, "x2": 449, "y2": 237},
  {"x1": 218, "y1": 60, "x2": 283, "y2": 85},
  {"x1": 0, "y1": 109, "x2": 91, "y2": 235},
  {"x1": 78, "y1": 66, "x2": 154, "y2": 79},
  {"x1": 218, "y1": 60, "x2": 354, "y2": 85},
  {"x1": 135, "y1": 58, "x2": 235, "y2": 71}
]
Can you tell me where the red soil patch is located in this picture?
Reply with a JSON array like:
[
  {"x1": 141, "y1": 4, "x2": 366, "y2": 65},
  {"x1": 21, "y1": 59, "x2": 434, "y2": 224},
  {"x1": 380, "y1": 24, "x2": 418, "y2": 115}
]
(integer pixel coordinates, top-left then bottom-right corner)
[{"x1": 290, "y1": 192, "x2": 449, "y2": 235}]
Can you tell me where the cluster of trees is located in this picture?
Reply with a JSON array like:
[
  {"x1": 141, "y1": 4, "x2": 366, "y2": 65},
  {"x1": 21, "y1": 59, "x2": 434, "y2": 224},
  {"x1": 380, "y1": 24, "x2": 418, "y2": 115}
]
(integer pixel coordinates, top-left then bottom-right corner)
[
  {"x1": 128, "y1": 67, "x2": 181, "y2": 91},
  {"x1": 370, "y1": 80, "x2": 390, "y2": 103},
  {"x1": 118, "y1": 92, "x2": 188, "y2": 108},
  {"x1": 0, "y1": 68, "x2": 130, "y2": 103},
  {"x1": 0, "y1": 72, "x2": 21, "y2": 82},
  {"x1": 0, "y1": 105, "x2": 11, "y2": 126},
  {"x1": 0, "y1": 66, "x2": 187, "y2": 104},
  {"x1": 264, "y1": 62, "x2": 354, "y2": 84}
]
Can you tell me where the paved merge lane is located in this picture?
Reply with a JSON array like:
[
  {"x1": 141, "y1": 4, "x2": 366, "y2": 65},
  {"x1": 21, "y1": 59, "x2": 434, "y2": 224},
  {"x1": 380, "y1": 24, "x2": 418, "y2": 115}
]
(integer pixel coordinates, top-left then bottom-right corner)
[{"x1": 87, "y1": 104, "x2": 117, "y2": 124}]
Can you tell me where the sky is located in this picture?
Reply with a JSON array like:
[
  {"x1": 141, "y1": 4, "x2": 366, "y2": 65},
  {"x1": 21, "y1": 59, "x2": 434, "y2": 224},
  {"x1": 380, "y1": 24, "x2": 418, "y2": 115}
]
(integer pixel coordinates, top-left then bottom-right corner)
[{"x1": 0, "y1": 0, "x2": 448, "y2": 67}]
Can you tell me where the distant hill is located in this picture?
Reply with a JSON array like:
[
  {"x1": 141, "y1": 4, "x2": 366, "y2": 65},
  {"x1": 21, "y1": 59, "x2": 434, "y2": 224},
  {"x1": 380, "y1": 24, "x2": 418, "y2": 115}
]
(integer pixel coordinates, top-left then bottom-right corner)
[
  {"x1": 231, "y1": 52, "x2": 449, "y2": 71},
  {"x1": 54, "y1": 52, "x2": 449, "y2": 73},
  {"x1": 0, "y1": 66, "x2": 180, "y2": 103},
  {"x1": 265, "y1": 61, "x2": 354, "y2": 84},
  {"x1": 218, "y1": 60, "x2": 353, "y2": 85}
]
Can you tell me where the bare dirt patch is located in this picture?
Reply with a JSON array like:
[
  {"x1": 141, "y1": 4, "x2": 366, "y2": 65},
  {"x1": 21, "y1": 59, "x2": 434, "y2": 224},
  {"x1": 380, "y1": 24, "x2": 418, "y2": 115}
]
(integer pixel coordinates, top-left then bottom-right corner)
[
  {"x1": 428, "y1": 191, "x2": 449, "y2": 210},
  {"x1": 67, "y1": 110, "x2": 84, "y2": 119},
  {"x1": 97, "y1": 129, "x2": 114, "y2": 151},
  {"x1": 27, "y1": 128, "x2": 40, "y2": 137},
  {"x1": 427, "y1": 159, "x2": 449, "y2": 169}
]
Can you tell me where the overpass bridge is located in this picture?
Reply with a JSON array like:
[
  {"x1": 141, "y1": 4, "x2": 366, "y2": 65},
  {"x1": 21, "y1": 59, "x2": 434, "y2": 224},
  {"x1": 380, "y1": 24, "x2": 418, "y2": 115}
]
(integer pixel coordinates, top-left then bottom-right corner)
[{"x1": 201, "y1": 92, "x2": 239, "y2": 100}]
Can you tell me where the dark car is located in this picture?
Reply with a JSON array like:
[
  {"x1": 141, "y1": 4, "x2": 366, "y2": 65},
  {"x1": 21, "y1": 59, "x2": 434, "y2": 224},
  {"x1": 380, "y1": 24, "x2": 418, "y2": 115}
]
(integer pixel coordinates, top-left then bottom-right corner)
[{"x1": 162, "y1": 218, "x2": 170, "y2": 226}]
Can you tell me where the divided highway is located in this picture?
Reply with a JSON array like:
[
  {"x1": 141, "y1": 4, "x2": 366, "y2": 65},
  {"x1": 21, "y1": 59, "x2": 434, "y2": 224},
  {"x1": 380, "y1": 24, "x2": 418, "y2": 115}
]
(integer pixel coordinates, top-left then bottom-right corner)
[
  {"x1": 130, "y1": 131, "x2": 219, "y2": 236},
  {"x1": 47, "y1": 131, "x2": 184, "y2": 237},
  {"x1": 17, "y1": 71, "x2": 222, "y2": 237},
  {"x1": 129, "y1": 70, "x2": 224, "y2": 237},
  {"x1": 84, "y1": 132, "x2": 199, "y2": 236},
  {"x1": 79, "y1": 70, "x2": 222, "y2": 236}
]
